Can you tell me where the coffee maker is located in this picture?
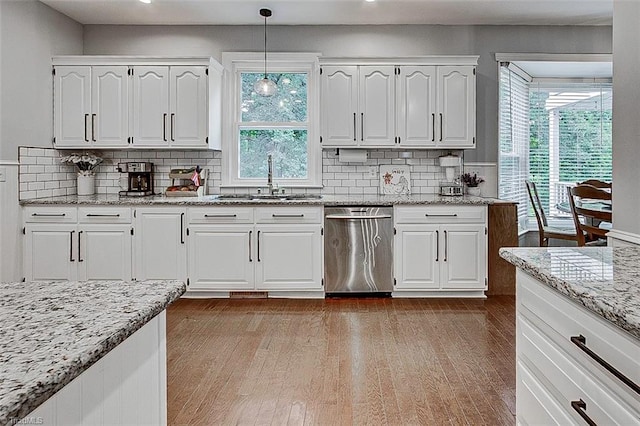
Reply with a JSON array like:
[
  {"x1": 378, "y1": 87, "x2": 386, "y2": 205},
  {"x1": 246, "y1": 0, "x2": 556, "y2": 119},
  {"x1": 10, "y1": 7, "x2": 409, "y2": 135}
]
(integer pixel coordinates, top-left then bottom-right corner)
[{"x1": 117, "y1": 162, "x2": 154, "y2": 196}]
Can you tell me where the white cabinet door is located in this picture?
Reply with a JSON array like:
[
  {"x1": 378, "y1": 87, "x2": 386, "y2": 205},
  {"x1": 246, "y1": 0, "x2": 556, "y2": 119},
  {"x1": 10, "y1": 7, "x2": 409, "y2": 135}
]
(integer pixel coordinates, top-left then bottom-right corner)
[
  {"x1": 24, "y1": 224, "x2": 77, "y2": 281},
  {"x1": 320, "y1": 66, "x2": 358, "y2": 147},
  {"x1": 394, "y1": 224, "x2": 440, "y2": 289},
  {"x1": 187, "y1": 225, "x2": 254, "y2": 291},
  {"x1": 397, "y1": 66, "x2": 437, "y2": 147},
  {"x1": 255, "y1": 224, "x2": 322, "y2": 290},
  {"x1": 78, "y1": 225, "x2": 132, "y2": 281},
  {"x1": 134, "y1": 208, "x2": 186, "y2": 281},
  {"x1": 91, "y1": 66, "x2": 129, "y2": 147},
  {"x1": 169, "y1": 66, "x2": 208, "y2": 147},
  {"x1": 54, "y1": 66, "x2": 91, "y2": 148},
  {"x1": 437, "y1": 66, "x2": 475, "y2": 148},
  {"x1": 132, "y1": 66, "x2": 170, "y2": 147},
  {"x1": 359, "y1": 66, "x2": 395, "y2": 147},
  {"x1": 441, "y1": 224, "x2": 485, "y2": 289}
]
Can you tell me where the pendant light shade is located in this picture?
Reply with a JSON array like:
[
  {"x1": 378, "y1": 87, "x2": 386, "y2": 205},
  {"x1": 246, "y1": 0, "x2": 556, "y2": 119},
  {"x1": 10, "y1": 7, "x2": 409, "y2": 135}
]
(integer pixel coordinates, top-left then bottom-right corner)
[{"x1": 254, "y1": 8, "x2": 277, "y2": 97}]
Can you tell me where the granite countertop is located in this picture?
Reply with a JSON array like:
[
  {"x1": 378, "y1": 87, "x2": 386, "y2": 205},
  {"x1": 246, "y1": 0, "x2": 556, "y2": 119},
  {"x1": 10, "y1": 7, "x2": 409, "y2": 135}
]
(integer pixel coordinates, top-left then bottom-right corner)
[
  {"x1": 20, "y1": 193, "x2": 515, "y2": 206},
  {"x1": 0, "y1": 279, "x2": 186, "y2": 425},
  {"x1": 500, "y1": 246, "x2": 640, "y2": 341}
]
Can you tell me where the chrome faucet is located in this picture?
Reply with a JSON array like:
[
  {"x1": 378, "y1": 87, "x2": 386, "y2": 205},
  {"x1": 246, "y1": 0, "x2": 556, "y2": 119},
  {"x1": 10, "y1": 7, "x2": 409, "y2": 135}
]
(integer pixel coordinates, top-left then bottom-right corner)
[{"x1": 267, "y1": 154, "x2": 277, "y2": 194}]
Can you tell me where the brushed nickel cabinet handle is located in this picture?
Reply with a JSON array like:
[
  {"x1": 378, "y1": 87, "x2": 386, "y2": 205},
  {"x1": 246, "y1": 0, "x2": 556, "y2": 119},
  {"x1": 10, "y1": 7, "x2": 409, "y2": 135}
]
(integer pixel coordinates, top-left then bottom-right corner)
[
  {"x1": 571, "y1": 400, "x2": 597, "y2": 426},
  {"x1": 435, "y1": 230, "x2": 439, "y2": 262},
  {"x1": 32, "y1": 213, "x2": 66, "y2": 217},
  {"x1": 86, "y1": 213, "x2": 120, "y2": 217},
  {"x1": 571, "y1": 335, "x2": 640, "y2": 395},
  {"x1": 361, "y1": 112, "x2": 364, "y2": 141},
  {"x1": 180, "y1": 212, "x2": 184, "y2": 244},
  {"x1": 257, "y1": 230, "x2": 261, "y2": 262},
  {"x1": 272, "y1": 214, "x2": 304, "y2": 218},
  {"x1": 249, "y1": 230, "x2": 253, "y2": 262},
  {"x1": 425, "y1": 213, "x2": 458, "y2": 217},
  {"x1": 439, "y1": 113, "x2": 443, "y2": 142},
  {"x1": 204, "y1": 214, "x2": 237, "y2": 218},
  {"x1": 77, "y1": 230, "x2": 83, "y2": 262}
]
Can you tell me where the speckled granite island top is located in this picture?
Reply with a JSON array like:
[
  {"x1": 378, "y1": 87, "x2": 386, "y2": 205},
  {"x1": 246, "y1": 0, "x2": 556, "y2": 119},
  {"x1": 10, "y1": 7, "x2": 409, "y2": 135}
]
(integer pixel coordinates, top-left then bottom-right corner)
[
  {"x1": 0, "y1": 279, "x2": 186, "y2": 426},
  {"x1": 500, "y1": 246, "x2": 640, "y2": 341},
  {"x1": 20, "y1": 193, "x2": 513, "y2": 206}
]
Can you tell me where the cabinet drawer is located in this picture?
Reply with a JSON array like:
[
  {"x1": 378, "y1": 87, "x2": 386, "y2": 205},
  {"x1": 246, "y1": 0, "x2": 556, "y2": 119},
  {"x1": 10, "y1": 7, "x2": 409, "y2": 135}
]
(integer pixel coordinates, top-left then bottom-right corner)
[
  {"x1": 78, "y1": 207, "x2": 132, "y2": 224},
  {"x1": 255, "y1": 207, "x2": 322, "y2": 224},
  {"x1": 518, "y1": 271, "x2": 640, "y2": 396},
  {"x1": 519, "y1": 314, "x2": 639, "y2": 425},
  {"x1": 188, "y1": 207, "x2": 254, "y2": 224},
  {"x1": 24, "y1": 206, "x2": 77, "y2": 223},
  {"x1": 395, "y1": 205, "x2": 486, "y2": 224}
]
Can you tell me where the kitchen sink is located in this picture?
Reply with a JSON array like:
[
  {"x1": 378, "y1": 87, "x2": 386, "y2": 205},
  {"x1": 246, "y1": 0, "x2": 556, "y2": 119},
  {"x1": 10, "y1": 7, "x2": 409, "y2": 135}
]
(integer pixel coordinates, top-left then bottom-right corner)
[{"x1": 215, "y1": 193, "x2": 322, "y2": 201}]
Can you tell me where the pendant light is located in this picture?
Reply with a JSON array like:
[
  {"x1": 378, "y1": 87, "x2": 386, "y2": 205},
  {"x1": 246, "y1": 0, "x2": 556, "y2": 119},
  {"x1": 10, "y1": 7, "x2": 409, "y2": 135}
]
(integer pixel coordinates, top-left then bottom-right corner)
[{"x1": 254, "y1": 8, "x2": 277, "y2": 97}]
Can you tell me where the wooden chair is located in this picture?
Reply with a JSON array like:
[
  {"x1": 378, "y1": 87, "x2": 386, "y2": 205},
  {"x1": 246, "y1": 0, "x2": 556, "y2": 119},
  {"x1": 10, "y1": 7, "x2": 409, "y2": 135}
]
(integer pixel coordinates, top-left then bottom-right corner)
[
  {"x1": 525, "y1": 180, "x2": 578, "y2": 247},
  {"x1": 576, "y1": 179, "x2": 612, "y2": 189},
  {"x1": 567, "y1": 184, "x2": 612, "y2": 246}
]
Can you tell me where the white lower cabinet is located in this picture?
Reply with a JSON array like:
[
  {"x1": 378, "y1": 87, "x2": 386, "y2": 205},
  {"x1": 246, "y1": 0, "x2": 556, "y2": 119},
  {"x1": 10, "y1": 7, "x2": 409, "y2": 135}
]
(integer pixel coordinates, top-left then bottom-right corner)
[
  {"x1": 185, "y1": 206, "x2": 323, "y2": 296},
  {"x1": 134, "y1": 207, "x2": 187, "y2": 282},
  {"x1": 393, "y1": 205, "x2": 487, "y2": 297},
  {"x1": 517, "y1": 270, "x2": 640, "y2": 424},
  {"x1": 24, "y1": 206, "x2": 132, "y2": 282}
]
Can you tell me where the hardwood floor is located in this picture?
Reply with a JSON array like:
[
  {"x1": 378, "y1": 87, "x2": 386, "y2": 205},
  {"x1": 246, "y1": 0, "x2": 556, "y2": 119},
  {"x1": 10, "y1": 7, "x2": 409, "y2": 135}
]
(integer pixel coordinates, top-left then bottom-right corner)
[{"x1": 166, "y1": 297, "x2": 516, "y2": 425}]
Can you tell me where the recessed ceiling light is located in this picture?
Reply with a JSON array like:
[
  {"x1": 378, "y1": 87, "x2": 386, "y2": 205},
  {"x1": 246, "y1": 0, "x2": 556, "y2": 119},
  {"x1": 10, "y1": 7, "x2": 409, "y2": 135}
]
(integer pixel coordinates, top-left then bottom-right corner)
[
  {"x1": 365, "y1": 0, "x2": 376, "y2": 2},
  {"x1": 139, "y1": 0, "x2": 151, "y2": 4}
]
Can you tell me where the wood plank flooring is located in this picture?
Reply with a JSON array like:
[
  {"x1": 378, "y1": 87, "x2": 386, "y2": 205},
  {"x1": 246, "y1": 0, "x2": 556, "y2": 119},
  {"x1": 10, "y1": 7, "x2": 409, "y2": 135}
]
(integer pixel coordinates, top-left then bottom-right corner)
[{"x1": 166, "y1": 296, "x2": 516, "y2": 425}]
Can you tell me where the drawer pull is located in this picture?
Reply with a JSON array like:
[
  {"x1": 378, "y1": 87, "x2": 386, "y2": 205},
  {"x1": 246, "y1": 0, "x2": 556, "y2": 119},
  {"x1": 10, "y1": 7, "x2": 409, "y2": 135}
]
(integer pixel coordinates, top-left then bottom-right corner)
[
  {"x1": 571, "y1": 335, "x2": 640, "y2": 395},
  {"x1": 32, "y1": 213, "x2": 66, "y2": 217},
  {"x1": 86, "y1": 214, "x2": 120, "y2": 217},
  {"x1": 204, "y1": 214, "x2": 237, "y2": 218},
  {"x1": 571, "y1": 399, "x2": 597, "y2": 426},
  {"x1": 425, "y1": 213, "x2": 458, "y2": 217},
  {"x1": 272, "y1": 214, "x2": 304, "y2": 218}
]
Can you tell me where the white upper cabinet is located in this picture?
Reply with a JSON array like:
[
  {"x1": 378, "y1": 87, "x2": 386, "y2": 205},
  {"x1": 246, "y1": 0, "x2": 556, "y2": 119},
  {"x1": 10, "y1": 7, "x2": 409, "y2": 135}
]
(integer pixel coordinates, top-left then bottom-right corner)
[
  {"x1": 55, "y1": 66, "x2": 129, "y2": 148},
  {"x1": 320, "y1": 57, "x2": 477, "y2": 149},
  {"x1": 132, "y1": 66, "x2": 170, "y2": 147},
  {"x1": 397, "y1": 66, "x2": 437, "y2": 147},
  {"x1": 321, "y1": 65, "x2": 395, "y2": 148},
  {"x1": 359, "y1": 66, "x2": 396, "y2": 147},
  {"x1": 169, "y1": 66, "x2": 208, "y2": 147},
  {"x1": 53, "y1": 56, "x2": 222, "y2": 150},
  {"x1": 437, "y1": 66, "x2": 476, "y2": 148},
  {"x1": 321, "y1": 66, "x2": 358, "y2": 146}
]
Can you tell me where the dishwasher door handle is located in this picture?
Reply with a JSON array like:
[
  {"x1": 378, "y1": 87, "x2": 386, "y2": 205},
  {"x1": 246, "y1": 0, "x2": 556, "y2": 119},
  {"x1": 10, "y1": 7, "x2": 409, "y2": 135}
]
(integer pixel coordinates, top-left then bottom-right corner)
[{"x1": 325, "y1": 215, "x2": 392, "y2": 220}]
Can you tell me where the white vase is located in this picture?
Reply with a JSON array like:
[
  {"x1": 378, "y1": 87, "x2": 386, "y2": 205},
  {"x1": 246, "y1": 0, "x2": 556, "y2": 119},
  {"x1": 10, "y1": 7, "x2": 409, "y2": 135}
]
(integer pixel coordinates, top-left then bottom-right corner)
[
  {"x1": 77, "y1": 173, "x2": 96, "y2": 196},
  {"x1": 467, "y1": 186, "x2": 481, "y2": 196}
]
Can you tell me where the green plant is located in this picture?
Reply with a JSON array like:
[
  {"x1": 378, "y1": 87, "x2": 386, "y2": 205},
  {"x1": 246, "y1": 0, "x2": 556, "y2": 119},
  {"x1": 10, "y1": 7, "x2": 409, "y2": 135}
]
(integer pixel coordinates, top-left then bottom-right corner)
[{"x1": 461, "y1": 172, "x2": 485, "y2": 187}]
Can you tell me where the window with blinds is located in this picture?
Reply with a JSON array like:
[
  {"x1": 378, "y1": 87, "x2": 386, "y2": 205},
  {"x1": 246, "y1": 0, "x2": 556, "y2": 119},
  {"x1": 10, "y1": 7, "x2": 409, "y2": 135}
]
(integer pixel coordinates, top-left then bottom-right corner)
[
  {"x1": 529, "y1": 82, "x2": 612, "y2": 222},
  {"x1": 498, "y1": 62, "x2": 612, "y2": 232},
  {"x1": 498, "y1": 63, "x2": 530, "y2": 232}
]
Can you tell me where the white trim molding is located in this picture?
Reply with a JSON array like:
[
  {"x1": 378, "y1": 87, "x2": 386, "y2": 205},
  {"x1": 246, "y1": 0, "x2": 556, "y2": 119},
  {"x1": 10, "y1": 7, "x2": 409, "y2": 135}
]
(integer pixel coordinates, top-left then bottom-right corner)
[
  {"x1": 494, "y1": 53, "x2": 612, "y2": 63},
  {"x1": 606, "y1": 229, "x2": 640, "y2": 247}
]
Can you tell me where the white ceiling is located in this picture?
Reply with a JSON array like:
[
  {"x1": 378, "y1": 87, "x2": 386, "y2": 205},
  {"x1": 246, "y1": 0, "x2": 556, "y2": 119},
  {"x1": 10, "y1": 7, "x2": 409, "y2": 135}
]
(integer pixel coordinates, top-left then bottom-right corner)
[{"x1": 39, "y1": 0, "x2": 613, "y2": 26}]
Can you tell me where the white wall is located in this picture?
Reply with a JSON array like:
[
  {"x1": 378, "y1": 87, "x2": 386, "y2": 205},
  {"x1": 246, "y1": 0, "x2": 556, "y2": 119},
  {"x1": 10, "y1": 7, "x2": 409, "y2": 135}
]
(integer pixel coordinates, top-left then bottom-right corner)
[
  {"x1": 611, "y1": 0, "x2": 640, "y2": 243},
  {"x1": 83, "y1": 24, "x2": 612, "y2": 164},
  {"x1": 0, "y1": 0, "x2": 82, "y2": 281}
]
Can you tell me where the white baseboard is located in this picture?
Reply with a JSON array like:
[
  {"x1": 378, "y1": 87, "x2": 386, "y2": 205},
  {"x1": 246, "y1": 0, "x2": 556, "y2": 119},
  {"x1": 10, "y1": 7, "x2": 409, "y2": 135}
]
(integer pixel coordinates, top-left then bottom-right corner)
[{"x1": 607, "y1": 228, "x2": 640, "y2": 247}]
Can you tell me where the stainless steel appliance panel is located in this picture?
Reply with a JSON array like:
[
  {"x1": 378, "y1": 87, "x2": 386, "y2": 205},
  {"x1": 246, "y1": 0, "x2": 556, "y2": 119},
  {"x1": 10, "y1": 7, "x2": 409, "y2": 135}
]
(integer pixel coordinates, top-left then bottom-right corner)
[{"x1": 324, "y1": 207, "x2": 393, "y2": 293}]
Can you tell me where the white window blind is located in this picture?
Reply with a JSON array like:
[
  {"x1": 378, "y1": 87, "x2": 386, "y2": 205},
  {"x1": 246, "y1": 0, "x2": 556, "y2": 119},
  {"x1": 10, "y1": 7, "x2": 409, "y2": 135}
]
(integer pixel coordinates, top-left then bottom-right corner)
[{"x1": 498, "y1": 63, "x2": 530, "y2": 232}]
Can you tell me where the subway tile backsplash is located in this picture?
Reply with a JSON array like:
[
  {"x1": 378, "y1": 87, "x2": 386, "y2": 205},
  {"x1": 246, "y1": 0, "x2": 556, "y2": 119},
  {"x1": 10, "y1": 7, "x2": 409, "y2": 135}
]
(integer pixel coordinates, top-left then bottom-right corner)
[{"x1": 18, "y1": 146, "x2": 459, "y2": 200}]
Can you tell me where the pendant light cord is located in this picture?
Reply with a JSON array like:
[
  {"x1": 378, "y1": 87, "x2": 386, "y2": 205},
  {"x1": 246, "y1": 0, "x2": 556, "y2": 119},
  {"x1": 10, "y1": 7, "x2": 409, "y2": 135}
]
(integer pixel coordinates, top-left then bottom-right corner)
[{"x1": 263, "y1": 14, "x2": 268, "y2": 79}]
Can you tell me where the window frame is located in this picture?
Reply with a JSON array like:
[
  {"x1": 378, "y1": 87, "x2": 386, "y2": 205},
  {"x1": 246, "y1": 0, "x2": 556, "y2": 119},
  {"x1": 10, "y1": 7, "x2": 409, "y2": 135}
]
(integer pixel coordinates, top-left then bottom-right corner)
[{"x1": 221, "y1": 52, "x2": 321, "y2": 188}]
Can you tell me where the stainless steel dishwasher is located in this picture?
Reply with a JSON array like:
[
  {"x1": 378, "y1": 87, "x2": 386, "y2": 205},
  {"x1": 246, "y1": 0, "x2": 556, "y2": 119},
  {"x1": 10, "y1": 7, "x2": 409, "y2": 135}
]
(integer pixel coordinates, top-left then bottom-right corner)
[{"x1": 324, "y1": 207, "x2": 393, "y2": 295}]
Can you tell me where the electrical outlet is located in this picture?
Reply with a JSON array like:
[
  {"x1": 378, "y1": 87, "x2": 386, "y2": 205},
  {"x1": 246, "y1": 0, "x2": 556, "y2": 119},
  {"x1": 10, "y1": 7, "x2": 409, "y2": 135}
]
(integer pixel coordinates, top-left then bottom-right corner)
[
  {"x1": 367, "y1": 166, "x2": 377, "y2": 179},
  {"x1": 0, "y1": 167, "x2": 6, "y2": 182}
]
